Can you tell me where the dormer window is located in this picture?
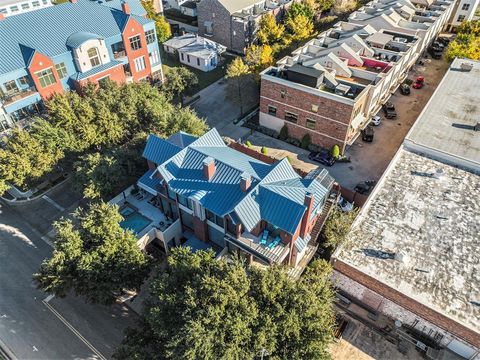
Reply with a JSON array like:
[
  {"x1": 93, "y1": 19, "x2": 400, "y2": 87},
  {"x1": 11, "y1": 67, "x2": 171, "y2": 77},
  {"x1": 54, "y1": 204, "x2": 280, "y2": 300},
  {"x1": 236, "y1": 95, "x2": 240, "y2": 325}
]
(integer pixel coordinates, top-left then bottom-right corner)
[{"x1": 87, "y1": 47, "x2": 101, "y2": 67}]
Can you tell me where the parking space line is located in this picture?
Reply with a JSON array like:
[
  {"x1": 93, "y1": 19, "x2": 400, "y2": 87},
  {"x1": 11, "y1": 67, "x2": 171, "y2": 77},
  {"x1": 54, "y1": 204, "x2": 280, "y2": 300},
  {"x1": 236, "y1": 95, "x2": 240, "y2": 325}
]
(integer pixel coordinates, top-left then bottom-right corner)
[
  {"x1": 41, "y1": 195, "x2": 65, "y2": 212},
  {"x1": 42, "y1": 300, "x2": 107, "y2": 360}
]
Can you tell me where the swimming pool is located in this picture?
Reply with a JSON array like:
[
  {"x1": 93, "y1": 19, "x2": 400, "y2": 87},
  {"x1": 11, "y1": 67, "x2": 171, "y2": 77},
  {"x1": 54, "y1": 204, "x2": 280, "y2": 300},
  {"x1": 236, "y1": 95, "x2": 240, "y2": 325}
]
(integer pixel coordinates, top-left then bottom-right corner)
[
  {"x1": 120, "y1": 212, "x2": 152, "y2": 234},
  {"x1": 119, "y1": 204, "x2": 136, "y2": 217}
]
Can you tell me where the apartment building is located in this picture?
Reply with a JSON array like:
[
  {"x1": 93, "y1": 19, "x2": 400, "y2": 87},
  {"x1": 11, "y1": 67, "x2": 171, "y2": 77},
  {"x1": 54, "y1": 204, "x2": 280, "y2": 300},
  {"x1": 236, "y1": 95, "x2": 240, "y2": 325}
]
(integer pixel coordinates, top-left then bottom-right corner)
[
  {"x1": 111, "y1": 128, "x2": 335, "y2": 274},
  {"x1": 0, "y1": 0, "x2": 52, "y2": 17},
  {"x1": 447, "y1": 0, "x2": 479, "y2": 30},
  {"x1": 197, "y1": 0, "x2": 295, "y2": 53},
  {"x1": 332, "y1": 59, "x2": 480, "y2": 360},
  {"x1": 0, "y1": 0, "x2": 163, "y2": 132},
  {"x1": 259, "y1": 0, "x2": 455, "y2": 153}
]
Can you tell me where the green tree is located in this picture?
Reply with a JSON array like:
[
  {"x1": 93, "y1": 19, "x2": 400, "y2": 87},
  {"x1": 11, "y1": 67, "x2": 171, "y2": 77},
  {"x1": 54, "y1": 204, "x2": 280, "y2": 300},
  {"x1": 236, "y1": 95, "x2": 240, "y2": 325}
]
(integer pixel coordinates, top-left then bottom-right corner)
[
  {"x1": 34, "y1": 202, "x2": 151, "y2": 304},
  {"x1": 162, "y1": 67, "x2": 198, "y2": 104},
  {"x1": 114, "y1": 249, "x2": 336, "y2": 360},
  {"x1": 166, "y1": 107, "x2": 208, "y2": 137},
  {"x1": 445, "y1": 20, "x2": 480, "y2": 61},
  {"x1": 142, "y1": 0, "x2": 172, "y2": 43},
  {"x1": 321, "y1": 207, "x2": 359, "y2": 249},
  {"x1": 226, "y1": 57, "x2": 251, "y2": 117},
  {"x1": 287, "y1": 2, "x2": 314, "y2": 21},
  {"x1": 301, "y1": 133, "x2": 311, "y2": 149},
  {"x1": 257, "y1": 13, "x2": 285, "y2": 45},
  {"x1": 279, "y1": 124, "x2": 289, "y2": 140},
  {"x1": 286, "y1": 14, "x2": 315, "y2": 46}
]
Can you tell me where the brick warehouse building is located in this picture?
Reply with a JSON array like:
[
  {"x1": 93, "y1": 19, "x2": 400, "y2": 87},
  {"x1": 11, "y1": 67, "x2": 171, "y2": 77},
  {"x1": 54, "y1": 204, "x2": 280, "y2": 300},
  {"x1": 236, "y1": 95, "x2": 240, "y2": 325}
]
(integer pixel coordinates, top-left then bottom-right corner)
[
  {"x1": 0, "y1": 0, "x2": 163, "y2": 132},
  {"x1": 332, "y1": 59, "x2": 480, "y2": 359},
  {"x1": 259, "y1": 0, "x2": 455, "y2": 153}
]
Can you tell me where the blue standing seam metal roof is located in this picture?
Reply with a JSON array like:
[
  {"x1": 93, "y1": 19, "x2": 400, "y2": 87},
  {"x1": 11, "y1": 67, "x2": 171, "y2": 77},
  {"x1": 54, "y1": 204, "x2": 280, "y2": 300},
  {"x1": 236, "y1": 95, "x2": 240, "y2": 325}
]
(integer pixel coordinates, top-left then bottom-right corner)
[
  {"x1": 142, "y1": 134, "x2": 182, "y2": 165},
  {"x1": 295, "y1": 234, "x2": 311, "y2": 253},
  {"x1": 0, "y1": 0, "x2": 151, "y2": 76},
  {"x1": 138, "y1": 169, "x2": 161, "y2": 194},
  {"x1": 70, "y1": 60, "x2": 123, "y2": 81},
  {"x1": 166, "y1": 131, "x2": 198, "y2": 148}
]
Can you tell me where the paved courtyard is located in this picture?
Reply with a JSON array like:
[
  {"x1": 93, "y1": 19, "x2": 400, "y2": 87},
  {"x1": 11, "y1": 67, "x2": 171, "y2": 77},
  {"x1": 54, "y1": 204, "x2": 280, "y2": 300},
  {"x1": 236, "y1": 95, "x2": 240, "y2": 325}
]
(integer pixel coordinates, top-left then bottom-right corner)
[{"x1": 242, "y1": 56, "x2": 450, "y2": 190}]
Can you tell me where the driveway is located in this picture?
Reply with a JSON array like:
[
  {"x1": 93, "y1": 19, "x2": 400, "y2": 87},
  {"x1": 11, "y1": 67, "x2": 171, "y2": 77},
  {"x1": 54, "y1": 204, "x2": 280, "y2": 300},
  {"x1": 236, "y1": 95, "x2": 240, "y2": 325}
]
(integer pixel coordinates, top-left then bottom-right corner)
[
  {"x1": 243, "y1": 56, "x2": 450, "y2": 190},
  {"x1": 189, "y1": 76, "x2": 258, "y2": 141}
]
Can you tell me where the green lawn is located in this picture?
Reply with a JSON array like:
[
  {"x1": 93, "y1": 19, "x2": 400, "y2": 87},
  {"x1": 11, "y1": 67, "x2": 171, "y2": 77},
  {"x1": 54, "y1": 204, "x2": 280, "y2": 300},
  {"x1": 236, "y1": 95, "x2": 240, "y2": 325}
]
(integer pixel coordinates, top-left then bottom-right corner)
[{"x1": 160, "y1": 47, "x2": 234, "y2": 93}]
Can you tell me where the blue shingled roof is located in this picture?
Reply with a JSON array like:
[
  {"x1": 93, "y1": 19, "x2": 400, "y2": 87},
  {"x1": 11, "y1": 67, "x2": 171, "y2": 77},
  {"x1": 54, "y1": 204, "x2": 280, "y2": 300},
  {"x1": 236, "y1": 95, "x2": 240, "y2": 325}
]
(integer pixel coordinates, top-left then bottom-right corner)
[
  {"x1": 71, "y1": 60, "x2": 123, "y2": 81},
  {"x1": 0, "y1": 0, "x2": 151, "y2": 76},
  {"x1": 149, "y1": 128, "x2": 333, "y2": 235}
]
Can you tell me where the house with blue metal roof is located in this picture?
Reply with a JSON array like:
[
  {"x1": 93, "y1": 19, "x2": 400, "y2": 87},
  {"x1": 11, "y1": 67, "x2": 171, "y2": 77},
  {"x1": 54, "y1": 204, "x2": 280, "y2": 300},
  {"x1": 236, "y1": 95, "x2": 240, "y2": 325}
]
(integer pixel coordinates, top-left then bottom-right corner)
[
  {"x1": 0, "y1": 0, "x2": 163, "y2": 132},
  {"x1": 135, "y1": 128, "x2": 335, "y2": 271}
]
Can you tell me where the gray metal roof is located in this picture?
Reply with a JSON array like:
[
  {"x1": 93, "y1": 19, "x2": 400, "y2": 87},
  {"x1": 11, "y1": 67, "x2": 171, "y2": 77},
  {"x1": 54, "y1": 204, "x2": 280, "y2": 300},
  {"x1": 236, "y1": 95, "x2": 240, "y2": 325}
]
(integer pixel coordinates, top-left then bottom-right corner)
[
  {"x1": 66, "y1": 31, "x2": 104, "y2": 49},
  {"x1": 404, "y1": 58, "x2": 480, "y2": 171},
  {"x1": 142, "y1": 134, "x2": 182, "y2": 165}
]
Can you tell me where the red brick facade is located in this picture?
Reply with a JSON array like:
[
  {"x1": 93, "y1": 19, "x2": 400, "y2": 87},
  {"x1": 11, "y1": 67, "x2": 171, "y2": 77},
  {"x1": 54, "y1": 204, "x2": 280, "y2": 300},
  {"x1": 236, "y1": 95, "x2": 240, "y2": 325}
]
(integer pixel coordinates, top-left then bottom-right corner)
[
  {"x1": 28, "y1": 51, "x2": 64, "y2": 100},
  {"x1": 122, "y1": 17, "x2": 152, "y2": 81},
  {"x1": 77, "y1": 63, "x2": 126, "y2": 88},
  {"x1": 333, "y1": 259, "x2": 480, "y2": 348},
  {"x1": 260, "y1": 78, "x2": 357, "y2": 153}
]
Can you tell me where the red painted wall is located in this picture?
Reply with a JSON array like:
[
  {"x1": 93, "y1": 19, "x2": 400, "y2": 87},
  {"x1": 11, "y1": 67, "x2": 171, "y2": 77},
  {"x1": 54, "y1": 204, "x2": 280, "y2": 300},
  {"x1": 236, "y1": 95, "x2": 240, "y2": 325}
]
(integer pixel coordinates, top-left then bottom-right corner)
[
  {"x1": 77, "y1": 64, "x2": 126, "y2": 88},
  {"x1": 28, "y1": 51, "x2": 64, "y2": 100},
  {"x1": 122, "y1": 17, "x2": 152, "y2": 81}
]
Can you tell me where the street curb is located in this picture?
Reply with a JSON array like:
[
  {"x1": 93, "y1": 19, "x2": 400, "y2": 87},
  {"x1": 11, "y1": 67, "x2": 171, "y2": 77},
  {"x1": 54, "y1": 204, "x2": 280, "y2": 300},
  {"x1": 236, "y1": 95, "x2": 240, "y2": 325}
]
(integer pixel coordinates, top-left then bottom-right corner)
[
  {"x1": 0, "y1": 337, "x2": 17, "y2": 360},
  {"x1": 1, "y1": 176, "x2": 71, "y2": 205}
]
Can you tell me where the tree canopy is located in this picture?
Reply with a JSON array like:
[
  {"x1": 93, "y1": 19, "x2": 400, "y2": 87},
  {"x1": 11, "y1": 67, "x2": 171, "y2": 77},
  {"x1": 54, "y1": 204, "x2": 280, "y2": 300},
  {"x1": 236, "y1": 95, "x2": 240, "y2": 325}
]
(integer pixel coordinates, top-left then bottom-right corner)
[
  {"x1": 320, "y1": 207, "x2": 359, "y2": 250},
  {"x1": 162, "y1": 67, "x2": 198, "y2": 103},
  {"x1": 286, "y1": 14, "x2": 315, "y2": 45},
  {"x1": 142, "y1": 0, "x2": 172, "y2": 43},
  {"x1": 34, "y1": 202, "x2": 151, "y2": 304},
  {"x1": 257, "y1": 13, "x2": 285, "y2": 45},
  {"x1": 114, "y1": 248, "x2": 336, "y2": 360},
  {"x1": 445, "y1": 20, "x2": 480, "y2": 61},
  {"x1": 245, "y1": 44, "x2": 274, "y2": 72},
  {"x1": 226, "y1": 58, "x2": 251, "y2": 116},
  {"x1": 0, "y1": 80, "x2": 207, "y2": 196}
]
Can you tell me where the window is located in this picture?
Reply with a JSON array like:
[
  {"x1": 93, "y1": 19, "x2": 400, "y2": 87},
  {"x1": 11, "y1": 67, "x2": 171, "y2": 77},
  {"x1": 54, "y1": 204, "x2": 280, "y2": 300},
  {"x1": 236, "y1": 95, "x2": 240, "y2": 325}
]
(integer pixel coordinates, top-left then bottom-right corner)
[
  {"x1": 280, "y1": 89, "x2": 286, "y2": 99},
  {"x1": 19, "y1": 76, "x2": 29, "y2": 86},
  {"x1": 187, "y1": 54, "x2": 190, "y2": 62},
  {"x1": 284, "y1": 111, "x2": 297, "y2": 124},
  {"x1": 145, "y1": 29, "x2": 156, "y2": 44},
  {"x1": 0, "y1": 8, "x2": 6, "y2": 14},
  {"x1": 35, "y1": 68, "x2": 56, "y2": 88},
  {"x1": 461, "y1": 3, "x2": 470, "y2": 10},
  {"x1": 457, "y1": 14, "x2": 466, "y2": 21},
  {"x1": 178, "y1": 194, "x2": 193, "y2": 210},
  {"x1": 268, "y1": 105, "x2": 276, "y2": 116},
  {"x1": 55, "y1": 63, "x2": 67, "y2": 79},
  {"x1": 311, "y1": 104, "x2": 318, "y2": 113},
  {"x1": 226, "y1": 218, "x2": 236, "y2": 236},
  {"x1": 42, "y1": 0, "x2": 48, "y2": 4},
  {"x1": 306, "y1": 118, "x2": 316, "y2": 130},
  {"x1": 180, "y1": 52, "x2": 184, "y2": 60},
  {"x1": 204, "y1": 21, "x2": 213, "y2": 35},
  {"x1": 134, "y1": 56, "x2": 146, "y2": 72},
  {"x1": 168, "y1": 188, "x2": 176, "y2": 200},
  {"x1": 129, "y1": 35, "x2": 142, "y2": 50},
  {"x1": 10, "y1": 5, "x2": 19, "y2": 12},
  {"x1": 32, "y1": 1, "x2": 40, "y2": 7},
  {"x1": 197, "y1": 58, "x2": 200, "y2": 66},
  {"x1": 98, "y1": 76, "x2": 110, "y2": 85},
  {"x1": 87, "y1": 47, "x2": 101, "y2": 67},
  {"x1": 21, "y1": 3, "x2": 30, "y2": 10},
  {"x1": 206, "y1": 209, "x2": 215, "y2": 222},
  {"x1": 149, "y1": 50, "x2": 160, "y2": 65},
  {"x1": 4, "y1": 80, "x2": 18, "y2": 93}
]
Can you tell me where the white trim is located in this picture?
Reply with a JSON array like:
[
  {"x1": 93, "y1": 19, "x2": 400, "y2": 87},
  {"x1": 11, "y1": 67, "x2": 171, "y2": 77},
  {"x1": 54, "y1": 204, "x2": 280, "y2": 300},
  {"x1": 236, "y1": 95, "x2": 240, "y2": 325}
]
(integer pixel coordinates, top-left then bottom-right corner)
[
  {"x1": 178, "y1": 203, "x2": 193, "y2": 215},
  {"x1": 206, "y1": 219, "x2": 225, "y2": 233},
  {"x1": 261, "y1": 95, "x2": 350, "y2": 127}
]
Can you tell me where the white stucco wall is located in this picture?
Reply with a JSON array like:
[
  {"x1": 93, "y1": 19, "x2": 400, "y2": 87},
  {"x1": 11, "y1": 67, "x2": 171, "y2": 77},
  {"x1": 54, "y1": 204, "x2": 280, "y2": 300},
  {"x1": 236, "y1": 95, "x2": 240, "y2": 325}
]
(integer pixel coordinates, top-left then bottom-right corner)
[
  {"x1": 259, "y1": 111, "x2": 284, "y2": 132},
  {"x1": 73, "y1": 39, "x2": 110, "y2": 73}
]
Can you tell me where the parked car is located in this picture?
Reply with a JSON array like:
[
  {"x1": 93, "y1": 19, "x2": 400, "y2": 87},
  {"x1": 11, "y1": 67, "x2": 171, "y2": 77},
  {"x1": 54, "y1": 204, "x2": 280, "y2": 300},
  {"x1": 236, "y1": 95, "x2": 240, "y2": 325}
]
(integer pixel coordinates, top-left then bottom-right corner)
[
  {"x1": 428, "y1": 46, "x2": 442, "y2": 59},
  {"x1": 437, "y1": 37, "x2": 450, "y2": 46},
  {"x1": 400, "y1": 84, "x2": 410, "y2": 95},
  {"x1": 308, "y1": 149, "x2": 335, "y2": 166},
  {"x1": 412, "y1": 76, "x2": 425, "y2": 89},
  {"x1": 371, "y1": 115, "x2": 381, "y2": 126},
  {"x1": 361, "y1": 125, "x2": 374, "y2": 142},
  {"x1": 354, "y1": 180, "x2": 377, "y2": 194},
  {"x1": 337, "y1": 196, "x2": 354, "y2": 212},
  {"x1": 382, "y1": 102, "x2": 397, "y2": 119}
]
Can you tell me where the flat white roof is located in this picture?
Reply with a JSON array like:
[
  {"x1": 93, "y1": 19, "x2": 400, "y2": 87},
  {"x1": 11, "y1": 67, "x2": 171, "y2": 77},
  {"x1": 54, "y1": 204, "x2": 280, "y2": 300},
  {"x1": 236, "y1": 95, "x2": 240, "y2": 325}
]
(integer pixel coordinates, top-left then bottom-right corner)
[{"x1": 335, "y1": 148, "x2": 480, "y2": 334}]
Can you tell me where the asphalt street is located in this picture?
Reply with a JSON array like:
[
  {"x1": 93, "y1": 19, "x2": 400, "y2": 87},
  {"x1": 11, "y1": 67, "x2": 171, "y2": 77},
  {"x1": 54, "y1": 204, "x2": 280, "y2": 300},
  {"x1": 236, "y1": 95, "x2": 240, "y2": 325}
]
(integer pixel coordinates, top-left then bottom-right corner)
[{"x1": 0, "y1": 188, "x2": 139, "y2": 359}]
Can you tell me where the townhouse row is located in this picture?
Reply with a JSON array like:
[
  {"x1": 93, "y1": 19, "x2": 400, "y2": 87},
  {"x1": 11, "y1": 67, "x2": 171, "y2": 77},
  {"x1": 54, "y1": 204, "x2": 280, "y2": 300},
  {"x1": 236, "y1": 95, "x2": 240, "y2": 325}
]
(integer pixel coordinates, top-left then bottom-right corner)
[
  {"x1": 0, "y1": 0, "x2": 163, "y2": 132},
  {"x1": 259, "y1": 0, "x2": 456, "y2": 153}
]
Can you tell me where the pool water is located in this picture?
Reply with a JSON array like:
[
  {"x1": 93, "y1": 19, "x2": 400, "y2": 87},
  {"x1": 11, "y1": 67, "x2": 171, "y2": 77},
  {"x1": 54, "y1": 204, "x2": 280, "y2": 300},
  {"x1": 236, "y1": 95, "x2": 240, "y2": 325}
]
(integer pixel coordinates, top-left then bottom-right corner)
[
  {"x1": 120, "y1": 212, "x2": 152, "y2": 234},
  {"x1": 119, "y1": 205, "x2": 136, "y2": 217}
]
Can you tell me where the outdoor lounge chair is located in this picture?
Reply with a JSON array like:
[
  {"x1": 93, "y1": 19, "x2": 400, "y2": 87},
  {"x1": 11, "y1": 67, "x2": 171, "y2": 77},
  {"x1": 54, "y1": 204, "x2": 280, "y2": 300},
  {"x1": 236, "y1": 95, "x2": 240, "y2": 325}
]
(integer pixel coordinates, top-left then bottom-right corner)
[
  {"x1": 268, "y1": 235, "x2": 280, "y2": 249},
  {"x1": 260, "y1": 230, "x2": 268, "y2": 245}
]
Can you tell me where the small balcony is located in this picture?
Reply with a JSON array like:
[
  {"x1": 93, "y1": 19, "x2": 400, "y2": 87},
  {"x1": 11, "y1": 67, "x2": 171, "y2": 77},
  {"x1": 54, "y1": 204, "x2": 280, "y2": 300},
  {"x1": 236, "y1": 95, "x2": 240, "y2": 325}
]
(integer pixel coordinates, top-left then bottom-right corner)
[
  {"x1": 1, "y1": 86, "x2": 38, "y2": 106},
  {"x1": 225, "y1": 230, "x2": 290, "y2": 265},
  {"x1": 113, "y1": 50, "x2": 127, "y2": 59}
]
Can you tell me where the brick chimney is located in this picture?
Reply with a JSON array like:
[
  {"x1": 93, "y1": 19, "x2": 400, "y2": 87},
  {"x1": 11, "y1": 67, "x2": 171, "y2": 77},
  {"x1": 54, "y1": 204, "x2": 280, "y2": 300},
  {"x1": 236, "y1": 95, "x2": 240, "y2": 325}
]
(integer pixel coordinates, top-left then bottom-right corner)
[
  {"x1": 69, "y1": 0, "x2": 77, "y2": 3},
  {"x1": 0, "y1": 13, "x2": 5, "y2": 20},
  {"x1": 203, "y1": 157, "x2": 215, "y2": 181},
  {"x1": 240, "y1": 172, "x2": 251, "y2": 192},
  {"x1": 121, "y1": 0, "x2": 131, "y2": 14},
  {"x1": 300, "y1": 192, "x2": 314, "y2": 238}
]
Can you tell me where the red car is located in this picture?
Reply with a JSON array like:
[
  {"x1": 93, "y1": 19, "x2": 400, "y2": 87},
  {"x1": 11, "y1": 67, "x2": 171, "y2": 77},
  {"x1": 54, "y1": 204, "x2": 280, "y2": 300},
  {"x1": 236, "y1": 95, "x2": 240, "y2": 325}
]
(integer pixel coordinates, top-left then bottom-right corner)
[{"x1": 412, "y1": 76, "x2": 425, "y2": 89}]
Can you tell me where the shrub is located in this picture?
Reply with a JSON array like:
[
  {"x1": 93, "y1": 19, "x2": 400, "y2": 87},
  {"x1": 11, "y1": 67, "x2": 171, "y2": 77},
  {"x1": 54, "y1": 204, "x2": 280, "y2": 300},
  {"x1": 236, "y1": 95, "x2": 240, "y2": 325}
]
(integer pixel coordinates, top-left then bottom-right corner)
[
  {"x1": 286, "y1": 156, "x2": 293, "y2": 163},
  {"x1": 331, "y1": 144, "x2": 340, "y2": 158},
  {"x1": 245, "y1": 140, "x2": 252, "y2": 148},
  {"x1": 286, "y1": 137, "x2": 301, "y2": 147},
  {"x1": 300, "y1": 134, "x2": 311, "y2": 149},
  {"x1": 261, "y1": 146, "x2": 268, "y2": 155},
  {"x1": 279, "y1": 125, "x2": 288, "y2": 140},
  {"x1": 308, "y1": 143, "x2": 321, "y2": 152}
]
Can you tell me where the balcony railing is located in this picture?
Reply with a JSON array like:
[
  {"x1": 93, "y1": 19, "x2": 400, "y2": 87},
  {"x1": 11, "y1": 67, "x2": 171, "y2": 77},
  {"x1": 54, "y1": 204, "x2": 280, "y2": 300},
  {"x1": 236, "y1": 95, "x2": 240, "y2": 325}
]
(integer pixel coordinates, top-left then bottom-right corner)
[
  {"x1": 1, "y1": 86, "x2": 37, "y2": 106},
  {"x1": 113, "y1": 50, "x2": 127, "y2": 59}
]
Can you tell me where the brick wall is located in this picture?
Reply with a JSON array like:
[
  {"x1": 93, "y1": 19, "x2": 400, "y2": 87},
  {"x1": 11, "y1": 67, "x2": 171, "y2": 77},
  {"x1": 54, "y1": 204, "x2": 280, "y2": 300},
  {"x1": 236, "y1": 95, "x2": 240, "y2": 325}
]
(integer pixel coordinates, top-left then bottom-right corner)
[
  {"x1": 333, "y1": 259, "x2": 480, "y2": 348},
  {"x1": 260, "y1": 77, "x2": 354, "y2": 151},
  {"x1": 28, "y1": 51, "x2": 64, "y2": 100},
  {"x1": 197, "y1": 0, "x2": 232, "y2": 49},
  {"x1": 122, "y1": 17, "x2": 152, "y2": 81},
  {"x1": 77, "y1": 64, "x2": 127, "y2": 88}
]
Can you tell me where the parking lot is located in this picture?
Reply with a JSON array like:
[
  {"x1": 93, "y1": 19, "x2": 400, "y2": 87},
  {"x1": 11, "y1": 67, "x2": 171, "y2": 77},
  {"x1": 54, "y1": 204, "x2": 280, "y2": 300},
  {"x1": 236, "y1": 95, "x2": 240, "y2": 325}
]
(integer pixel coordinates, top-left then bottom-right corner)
[{"x1": 244, "y1": 56, "x2": 451, "y2": 190}]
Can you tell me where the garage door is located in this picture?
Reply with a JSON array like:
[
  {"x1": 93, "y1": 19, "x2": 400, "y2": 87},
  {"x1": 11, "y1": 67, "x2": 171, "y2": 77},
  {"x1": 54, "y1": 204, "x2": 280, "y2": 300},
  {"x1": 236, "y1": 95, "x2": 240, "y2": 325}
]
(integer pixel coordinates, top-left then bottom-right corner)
[{"x1": 447, "y1": 339, "x2": 476, "y2": 359}]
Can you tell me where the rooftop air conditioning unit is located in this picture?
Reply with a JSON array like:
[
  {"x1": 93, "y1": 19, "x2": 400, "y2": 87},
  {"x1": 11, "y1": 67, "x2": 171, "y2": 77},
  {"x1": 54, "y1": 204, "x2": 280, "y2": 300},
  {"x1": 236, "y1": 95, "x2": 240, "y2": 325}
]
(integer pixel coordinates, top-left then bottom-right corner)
[{"x1": 460, "y1": 62, "x2": 473, "y2": 71}]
